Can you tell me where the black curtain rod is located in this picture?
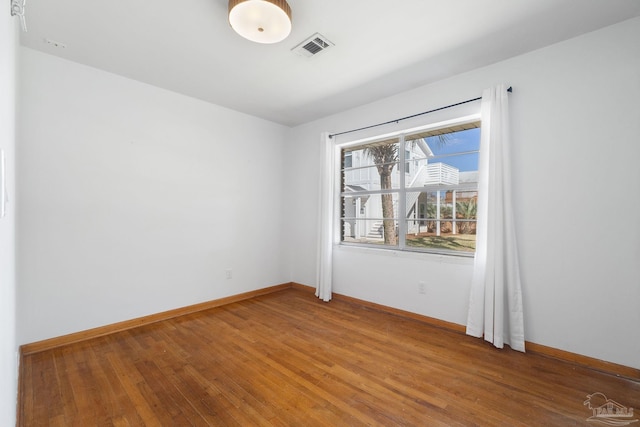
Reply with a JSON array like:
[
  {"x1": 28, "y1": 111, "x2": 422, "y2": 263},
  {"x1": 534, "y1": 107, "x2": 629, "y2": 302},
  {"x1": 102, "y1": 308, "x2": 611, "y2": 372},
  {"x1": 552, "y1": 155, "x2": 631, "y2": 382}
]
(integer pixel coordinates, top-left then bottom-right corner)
[{"x1": 329, "y1": 86, "x2": 512, "y2": 139}]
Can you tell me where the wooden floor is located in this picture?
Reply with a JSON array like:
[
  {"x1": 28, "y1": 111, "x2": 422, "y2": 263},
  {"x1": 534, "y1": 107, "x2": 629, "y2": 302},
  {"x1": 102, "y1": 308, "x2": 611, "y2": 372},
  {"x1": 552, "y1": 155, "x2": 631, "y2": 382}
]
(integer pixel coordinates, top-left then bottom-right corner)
[{"x1": 20, "y1": 288, "x2": 639, "y2": 426}]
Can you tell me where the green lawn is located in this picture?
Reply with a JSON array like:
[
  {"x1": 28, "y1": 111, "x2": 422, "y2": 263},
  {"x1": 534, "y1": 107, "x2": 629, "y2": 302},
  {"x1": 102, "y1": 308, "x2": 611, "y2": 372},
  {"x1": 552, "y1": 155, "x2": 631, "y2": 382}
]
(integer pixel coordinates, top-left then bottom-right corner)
[
  {"x1": 342, "y1": 232, "x2": 476, "y2": 253},
  {"x1": 406, "y1": 233, "x2": 476, "y2": 252}
]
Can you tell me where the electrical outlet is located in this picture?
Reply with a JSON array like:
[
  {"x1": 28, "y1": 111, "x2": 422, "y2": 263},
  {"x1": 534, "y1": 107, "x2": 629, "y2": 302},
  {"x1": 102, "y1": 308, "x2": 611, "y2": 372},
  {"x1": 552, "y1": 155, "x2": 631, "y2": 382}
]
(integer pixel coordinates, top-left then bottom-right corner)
[
  {"x1": 225, "y1": 269, "x2": 232, "y2": 279},
  {"x1": 418, "y1": 281, "x2": 426, "y2": 294}
]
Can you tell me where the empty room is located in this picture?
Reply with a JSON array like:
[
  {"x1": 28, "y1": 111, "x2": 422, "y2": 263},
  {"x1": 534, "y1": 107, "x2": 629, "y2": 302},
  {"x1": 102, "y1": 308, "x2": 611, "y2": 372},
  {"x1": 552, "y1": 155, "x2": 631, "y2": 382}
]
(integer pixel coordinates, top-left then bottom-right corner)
[{"x1": 1, "y1": 0, "x2": 640, "y2": 425}]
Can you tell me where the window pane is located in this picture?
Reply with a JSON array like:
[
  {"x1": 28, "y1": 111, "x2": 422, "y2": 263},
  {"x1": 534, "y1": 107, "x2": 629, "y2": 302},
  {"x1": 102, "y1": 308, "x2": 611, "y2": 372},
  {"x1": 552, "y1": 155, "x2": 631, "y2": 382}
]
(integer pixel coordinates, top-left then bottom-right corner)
[
  {"x1": 343, "y1": 164, "x2": 397, "y2": 189},
  {"x1": 343, "y1": 139, "x2": 401, "y2": 190},
  {"x1": 343, "y1": 152, "x2": 352, "y2": 168},
  {"x1": 342, "y1": 193, "x2": 399, "y2": 246},
  {"x1": 425, "y1": 128, "x2": 480, "y2": 154},
  {"x1": 405, "y1": 190, "x2": 477, "y2": 253},
  {"x1": 404, "y1": 138, "x2": 431, "y2": 162},
  {"x1": 405, "y1": 128, "x2": 479, "y2": 190},
  {"x1": 407, "y1": 162, "x2": 462, "y2": 188}
]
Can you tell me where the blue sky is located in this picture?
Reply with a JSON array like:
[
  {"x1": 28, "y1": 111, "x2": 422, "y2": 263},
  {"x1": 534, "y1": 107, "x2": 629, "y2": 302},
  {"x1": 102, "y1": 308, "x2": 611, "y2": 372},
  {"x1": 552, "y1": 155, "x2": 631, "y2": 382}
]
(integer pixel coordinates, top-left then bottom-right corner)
[{"x1": 425, "y1": 128, "x2": 480, "y2": 172}]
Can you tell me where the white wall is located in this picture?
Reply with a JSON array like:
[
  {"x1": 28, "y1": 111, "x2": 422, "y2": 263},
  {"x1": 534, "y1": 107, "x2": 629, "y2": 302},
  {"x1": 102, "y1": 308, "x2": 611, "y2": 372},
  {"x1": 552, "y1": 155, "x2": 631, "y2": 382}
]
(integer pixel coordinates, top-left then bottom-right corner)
[
  {"x1": 286, "y1": 17, "x2": 640, "y2": 369},
  {"x1": 0, "y1": 6, "x2": 18, "y2": 427},
  {"x1": 15, "y1": 16, "x2": 640, "y2": 375},
  {"x1": 17, "y1": 48, "x2": 289, "y2": 345}
]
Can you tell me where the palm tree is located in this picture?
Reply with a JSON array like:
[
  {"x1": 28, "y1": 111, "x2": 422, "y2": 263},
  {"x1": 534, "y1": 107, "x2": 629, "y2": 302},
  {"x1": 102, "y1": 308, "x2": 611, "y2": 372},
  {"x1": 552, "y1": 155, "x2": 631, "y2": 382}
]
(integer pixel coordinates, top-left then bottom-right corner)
[
  {"x1": 456, "y1": 199, "x2": 477, "y2": 234},
  {"x1": 365, "y1": 143, "x2": 398, "y2": 244},
  {"x1": 364, "y1": 135, "x2": 449, "y2": 245}
]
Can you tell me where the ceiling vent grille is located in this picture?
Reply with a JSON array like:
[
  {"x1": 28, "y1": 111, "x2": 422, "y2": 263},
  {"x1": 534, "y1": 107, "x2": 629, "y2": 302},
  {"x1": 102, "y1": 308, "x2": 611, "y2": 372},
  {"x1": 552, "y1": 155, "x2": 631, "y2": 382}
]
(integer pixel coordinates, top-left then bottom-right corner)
[{"x1": 292, "y1": 33, "x2": 334, "y2": 57}]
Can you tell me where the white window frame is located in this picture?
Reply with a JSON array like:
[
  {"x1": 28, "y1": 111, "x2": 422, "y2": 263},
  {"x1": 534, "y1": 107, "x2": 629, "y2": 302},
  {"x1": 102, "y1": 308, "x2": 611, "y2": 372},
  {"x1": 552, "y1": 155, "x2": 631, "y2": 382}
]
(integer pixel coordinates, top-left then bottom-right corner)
[{"x1": 336, "y1": 114, "x2": 481, "y2": 257}]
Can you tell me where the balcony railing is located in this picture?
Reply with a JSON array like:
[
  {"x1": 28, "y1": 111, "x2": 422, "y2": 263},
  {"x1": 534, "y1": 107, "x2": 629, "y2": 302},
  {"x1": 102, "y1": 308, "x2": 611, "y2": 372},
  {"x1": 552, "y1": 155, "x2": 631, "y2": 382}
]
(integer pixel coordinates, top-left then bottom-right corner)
[{"x1": 424, "y1": 163, "x2": 459, "y2": 185}]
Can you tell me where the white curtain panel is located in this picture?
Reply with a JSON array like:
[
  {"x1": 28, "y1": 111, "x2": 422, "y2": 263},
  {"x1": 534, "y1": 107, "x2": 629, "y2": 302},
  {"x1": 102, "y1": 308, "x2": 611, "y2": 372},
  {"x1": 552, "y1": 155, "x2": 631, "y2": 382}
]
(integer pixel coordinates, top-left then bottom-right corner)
[
  {"x1": 466, "y1": 85, "x2": 525, "y2": 352},
  {"x1": 316, "y1": 132, "x2": 335, "y2": 302}
]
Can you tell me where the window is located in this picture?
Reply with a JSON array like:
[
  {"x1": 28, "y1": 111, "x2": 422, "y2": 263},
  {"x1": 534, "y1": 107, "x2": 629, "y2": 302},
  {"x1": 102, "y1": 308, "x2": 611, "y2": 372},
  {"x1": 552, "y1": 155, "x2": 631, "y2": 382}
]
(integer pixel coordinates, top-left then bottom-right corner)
[
  {"x1": 340, "y1": 121, "x2": 480, "y2": 256},
  {"x1": 344, "y1": 151, "x2": 352, "y2": 168},
  {"x1": 404, "y1": 149, "x2": 411, "y2": 173}
]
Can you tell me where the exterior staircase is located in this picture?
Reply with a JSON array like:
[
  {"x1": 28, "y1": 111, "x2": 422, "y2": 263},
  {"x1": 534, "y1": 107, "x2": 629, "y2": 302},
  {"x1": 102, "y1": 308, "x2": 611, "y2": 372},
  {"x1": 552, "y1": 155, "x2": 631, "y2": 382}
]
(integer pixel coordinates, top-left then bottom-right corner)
[
  {"x1": 365, "y1": 163, "x2": 460, "y2": 241},
  {"x1": 366, "y1": 221, "x2": 384, "y2": 240}
]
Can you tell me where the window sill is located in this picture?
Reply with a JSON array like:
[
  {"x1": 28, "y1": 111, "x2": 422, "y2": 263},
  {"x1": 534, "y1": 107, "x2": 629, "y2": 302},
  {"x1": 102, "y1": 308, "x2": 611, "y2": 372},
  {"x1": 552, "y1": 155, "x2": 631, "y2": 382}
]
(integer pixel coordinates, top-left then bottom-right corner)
[{"x1": 334, "y1": 243, "x2": 474, "y2": 265}]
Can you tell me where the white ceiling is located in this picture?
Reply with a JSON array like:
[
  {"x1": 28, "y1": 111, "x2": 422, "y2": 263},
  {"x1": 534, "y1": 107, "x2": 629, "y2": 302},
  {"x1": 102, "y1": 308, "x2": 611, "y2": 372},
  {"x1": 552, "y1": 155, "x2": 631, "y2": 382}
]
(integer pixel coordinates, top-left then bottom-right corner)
[{"x1": 19, "y1": 0, "x2": 640, "y2": 126}]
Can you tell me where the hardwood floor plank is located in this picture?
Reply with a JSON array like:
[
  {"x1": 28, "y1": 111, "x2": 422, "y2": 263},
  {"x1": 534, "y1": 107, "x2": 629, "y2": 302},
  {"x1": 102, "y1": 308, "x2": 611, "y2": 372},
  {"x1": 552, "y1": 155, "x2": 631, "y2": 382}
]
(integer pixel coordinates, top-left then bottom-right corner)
[
  {"x1": 105, "y1": 352, "x2": 162, "y2": 426},
  {"x1": 87, "y1": 338, "x2": 149, "y2": 426},
  {"x1": 20, "y1": 288, "x2": 640, "y2": 426}
]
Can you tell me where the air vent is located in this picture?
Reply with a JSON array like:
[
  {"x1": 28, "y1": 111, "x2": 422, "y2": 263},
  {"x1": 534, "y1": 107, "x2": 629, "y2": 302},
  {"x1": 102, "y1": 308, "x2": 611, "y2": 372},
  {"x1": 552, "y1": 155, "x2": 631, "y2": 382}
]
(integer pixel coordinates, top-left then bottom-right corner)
[{"x1": 291, "y1": 33, "x2": 334, "y2": 58}]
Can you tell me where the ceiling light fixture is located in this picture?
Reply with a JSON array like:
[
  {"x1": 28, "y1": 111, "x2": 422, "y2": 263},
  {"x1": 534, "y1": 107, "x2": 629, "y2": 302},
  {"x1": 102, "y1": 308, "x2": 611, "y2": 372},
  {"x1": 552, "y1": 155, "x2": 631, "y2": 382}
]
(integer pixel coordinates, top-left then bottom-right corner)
[{"x1": 228, "y1": 0, "x2": 292, "y2": 44}]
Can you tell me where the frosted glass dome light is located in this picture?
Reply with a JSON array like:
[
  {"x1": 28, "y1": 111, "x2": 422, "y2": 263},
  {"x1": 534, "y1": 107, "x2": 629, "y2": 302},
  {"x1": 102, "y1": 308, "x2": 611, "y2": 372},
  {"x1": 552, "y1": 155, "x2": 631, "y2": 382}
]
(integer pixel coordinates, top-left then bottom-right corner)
[{"x1": 228, "y1": 0, "x2": 292, "y2": 44}]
